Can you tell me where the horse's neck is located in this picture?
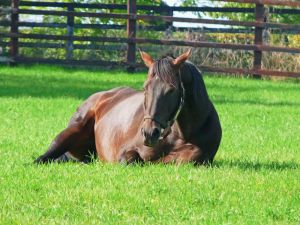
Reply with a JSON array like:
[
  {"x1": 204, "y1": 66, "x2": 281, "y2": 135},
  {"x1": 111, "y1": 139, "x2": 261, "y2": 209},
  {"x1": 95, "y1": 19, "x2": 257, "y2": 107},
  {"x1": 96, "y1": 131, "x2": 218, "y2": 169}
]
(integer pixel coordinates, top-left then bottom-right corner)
[{"x1": 177, "y1": 63, "x2": 211, "y2": 135}]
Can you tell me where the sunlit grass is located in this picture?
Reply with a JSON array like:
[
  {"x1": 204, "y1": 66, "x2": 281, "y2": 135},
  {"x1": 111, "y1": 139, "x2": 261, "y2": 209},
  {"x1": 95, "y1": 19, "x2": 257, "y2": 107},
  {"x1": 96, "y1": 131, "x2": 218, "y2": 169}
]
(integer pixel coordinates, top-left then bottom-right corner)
[{"x1": 0, "y1": 65, "x2": 299, "y2": 224}]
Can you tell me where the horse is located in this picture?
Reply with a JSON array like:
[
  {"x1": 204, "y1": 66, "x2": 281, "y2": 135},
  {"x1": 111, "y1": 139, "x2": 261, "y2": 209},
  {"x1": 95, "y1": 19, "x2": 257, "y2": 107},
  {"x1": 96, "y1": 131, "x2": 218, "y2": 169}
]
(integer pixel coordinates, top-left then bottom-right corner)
[{"x1": 34, "y1": 49, "x2": 222, "y2": 165}]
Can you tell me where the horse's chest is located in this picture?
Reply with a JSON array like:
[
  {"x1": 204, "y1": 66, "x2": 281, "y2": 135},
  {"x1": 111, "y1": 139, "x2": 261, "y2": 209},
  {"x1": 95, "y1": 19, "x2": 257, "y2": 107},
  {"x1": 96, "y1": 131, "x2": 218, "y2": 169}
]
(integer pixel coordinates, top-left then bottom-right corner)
[{"x1": 94, "y1": 94, "x2": 143, "y2": 161}]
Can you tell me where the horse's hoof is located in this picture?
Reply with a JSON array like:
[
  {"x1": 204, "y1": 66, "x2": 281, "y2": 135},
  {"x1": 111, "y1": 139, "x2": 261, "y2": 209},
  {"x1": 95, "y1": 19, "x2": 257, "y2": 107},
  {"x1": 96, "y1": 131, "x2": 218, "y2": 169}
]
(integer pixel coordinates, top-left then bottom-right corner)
[{"x1": 34, "y1": 156, "x2": 47, "y2": 164}]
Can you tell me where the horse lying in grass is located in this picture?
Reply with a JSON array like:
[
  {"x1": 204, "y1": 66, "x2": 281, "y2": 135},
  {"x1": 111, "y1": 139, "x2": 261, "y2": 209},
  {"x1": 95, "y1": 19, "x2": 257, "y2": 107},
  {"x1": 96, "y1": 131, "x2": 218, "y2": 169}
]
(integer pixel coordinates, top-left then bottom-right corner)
[{"x1": 35, "y1": 49, "x2": 222, "y2": 164}]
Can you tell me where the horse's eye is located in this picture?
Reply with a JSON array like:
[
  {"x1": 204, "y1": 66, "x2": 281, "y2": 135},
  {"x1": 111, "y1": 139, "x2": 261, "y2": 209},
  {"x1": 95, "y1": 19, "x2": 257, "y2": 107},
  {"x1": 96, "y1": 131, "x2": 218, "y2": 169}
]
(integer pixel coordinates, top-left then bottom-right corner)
[{"x1": 167, "y1": 88, "x2": 176, "y2": 94}]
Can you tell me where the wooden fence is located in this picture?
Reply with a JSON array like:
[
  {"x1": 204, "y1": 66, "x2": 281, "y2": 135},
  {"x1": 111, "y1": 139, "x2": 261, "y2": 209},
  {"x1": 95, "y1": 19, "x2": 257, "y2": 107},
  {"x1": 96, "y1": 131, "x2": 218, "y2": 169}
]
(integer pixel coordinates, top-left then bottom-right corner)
[{"x1": 0, "y1": 0, "x2": 299, "y2": 77}]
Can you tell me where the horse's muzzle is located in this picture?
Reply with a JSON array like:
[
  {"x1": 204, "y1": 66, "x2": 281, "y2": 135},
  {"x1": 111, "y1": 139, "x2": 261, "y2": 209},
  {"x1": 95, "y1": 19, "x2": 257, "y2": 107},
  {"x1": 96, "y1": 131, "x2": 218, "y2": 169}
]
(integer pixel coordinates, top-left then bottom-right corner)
[{"x1": 141, "y1": 126, "x2": 161, "y2": 147}]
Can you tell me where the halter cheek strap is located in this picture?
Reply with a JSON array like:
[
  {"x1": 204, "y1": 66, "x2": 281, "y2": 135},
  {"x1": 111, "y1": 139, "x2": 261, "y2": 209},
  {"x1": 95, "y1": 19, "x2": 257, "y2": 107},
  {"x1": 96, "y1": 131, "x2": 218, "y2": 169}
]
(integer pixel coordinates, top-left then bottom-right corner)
[
  {"x1": 143, "y1": 71, "x2": 185, "y2": 140},
  {"x1": 160, "y1": 77, "x2": 185, "y2": 139}
]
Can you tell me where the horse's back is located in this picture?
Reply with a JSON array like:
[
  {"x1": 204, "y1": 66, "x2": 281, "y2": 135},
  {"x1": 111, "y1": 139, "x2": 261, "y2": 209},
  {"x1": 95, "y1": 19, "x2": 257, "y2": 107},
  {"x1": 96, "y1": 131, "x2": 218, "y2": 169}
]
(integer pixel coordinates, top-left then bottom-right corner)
[{"x1": 70, "y1": 87, "x2": 133, "y2": 124}]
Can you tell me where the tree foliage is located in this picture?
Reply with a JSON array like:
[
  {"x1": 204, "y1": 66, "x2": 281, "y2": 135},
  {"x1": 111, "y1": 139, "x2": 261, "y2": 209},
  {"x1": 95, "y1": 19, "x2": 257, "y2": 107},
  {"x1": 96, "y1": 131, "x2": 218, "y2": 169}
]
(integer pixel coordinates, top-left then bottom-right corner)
[
  {"x1": 19, "y1": 0, "x2": 168, "y2": 60},
  {"x1": 180, "y1": 0, "x2": 300, "y2": 24}
]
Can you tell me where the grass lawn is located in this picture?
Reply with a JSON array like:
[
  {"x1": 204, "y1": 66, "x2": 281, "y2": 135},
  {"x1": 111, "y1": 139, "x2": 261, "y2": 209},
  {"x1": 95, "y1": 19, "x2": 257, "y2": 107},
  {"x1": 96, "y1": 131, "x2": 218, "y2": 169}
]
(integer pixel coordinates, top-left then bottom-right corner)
[{"x1": 0, "y1": 65, "x2": 299, "y2": 224}]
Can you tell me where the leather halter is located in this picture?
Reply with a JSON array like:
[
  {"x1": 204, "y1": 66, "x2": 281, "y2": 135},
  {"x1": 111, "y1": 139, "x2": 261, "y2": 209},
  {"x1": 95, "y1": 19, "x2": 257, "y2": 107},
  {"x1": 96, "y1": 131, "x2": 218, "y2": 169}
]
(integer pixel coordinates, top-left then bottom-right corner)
[{"x1": 143, "y1": 71, "x2": 185, "y2": 139}]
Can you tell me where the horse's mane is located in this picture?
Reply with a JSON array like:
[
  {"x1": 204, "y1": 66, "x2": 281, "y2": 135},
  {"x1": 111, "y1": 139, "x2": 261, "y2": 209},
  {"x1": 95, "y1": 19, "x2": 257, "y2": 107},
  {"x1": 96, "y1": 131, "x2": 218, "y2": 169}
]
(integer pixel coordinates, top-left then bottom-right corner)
[{"x1": 152, "y1": 55, "x2": 179, "y2": 88}]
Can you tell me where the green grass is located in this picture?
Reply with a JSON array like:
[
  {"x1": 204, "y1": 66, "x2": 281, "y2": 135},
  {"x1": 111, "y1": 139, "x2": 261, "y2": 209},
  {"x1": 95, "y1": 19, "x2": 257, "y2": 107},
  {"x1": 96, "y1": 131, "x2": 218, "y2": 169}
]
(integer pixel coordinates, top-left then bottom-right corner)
[{"x1": 0, "y1": 65, "x2": 299, "y2": 225}]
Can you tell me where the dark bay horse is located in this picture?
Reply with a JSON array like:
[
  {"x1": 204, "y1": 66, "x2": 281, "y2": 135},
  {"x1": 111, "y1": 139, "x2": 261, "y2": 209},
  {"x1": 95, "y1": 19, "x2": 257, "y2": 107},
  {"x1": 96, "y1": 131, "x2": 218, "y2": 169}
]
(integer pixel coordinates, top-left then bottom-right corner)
[{"x1": 35, "y1": 49, "x2": 222, "y2": 164}]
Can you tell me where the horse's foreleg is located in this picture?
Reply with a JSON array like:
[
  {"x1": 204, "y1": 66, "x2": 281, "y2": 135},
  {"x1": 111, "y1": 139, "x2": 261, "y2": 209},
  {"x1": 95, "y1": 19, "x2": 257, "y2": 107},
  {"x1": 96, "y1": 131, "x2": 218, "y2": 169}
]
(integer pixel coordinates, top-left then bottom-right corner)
[
  {"x1": 160, "y1": 144, "x2": 203, "y2": 165},
  {"x1": 118, "y1": 147, "x2": 144, "y2": 165}
]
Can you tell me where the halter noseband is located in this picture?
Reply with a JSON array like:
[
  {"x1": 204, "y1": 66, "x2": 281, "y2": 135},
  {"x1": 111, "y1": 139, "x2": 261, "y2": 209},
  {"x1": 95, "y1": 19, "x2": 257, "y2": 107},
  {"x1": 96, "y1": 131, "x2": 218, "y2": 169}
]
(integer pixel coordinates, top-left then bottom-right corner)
[{"x1": 143, "y1": 71, "x2": 185, "y2": 139}]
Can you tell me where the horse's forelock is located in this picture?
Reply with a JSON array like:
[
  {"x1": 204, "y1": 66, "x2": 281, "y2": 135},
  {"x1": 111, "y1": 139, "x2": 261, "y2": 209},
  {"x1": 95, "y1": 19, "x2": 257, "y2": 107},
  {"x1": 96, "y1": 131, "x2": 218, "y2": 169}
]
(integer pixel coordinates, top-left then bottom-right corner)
[{"x1": 152, "y1": 57, "x2": 179, "y2": 88}]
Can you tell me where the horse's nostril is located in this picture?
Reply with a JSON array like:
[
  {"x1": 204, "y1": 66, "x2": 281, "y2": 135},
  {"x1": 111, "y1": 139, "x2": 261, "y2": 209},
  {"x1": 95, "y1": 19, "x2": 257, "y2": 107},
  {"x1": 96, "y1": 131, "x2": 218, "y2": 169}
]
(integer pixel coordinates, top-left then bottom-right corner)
[{"x1": 152, "y1": 128, "x2": 161, "y2": 140}]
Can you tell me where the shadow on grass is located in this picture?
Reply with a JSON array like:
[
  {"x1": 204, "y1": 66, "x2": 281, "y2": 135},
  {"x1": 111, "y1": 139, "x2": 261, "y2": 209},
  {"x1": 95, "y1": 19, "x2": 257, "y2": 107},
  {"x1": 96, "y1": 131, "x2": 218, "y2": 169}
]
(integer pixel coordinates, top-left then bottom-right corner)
[
  {"x1": 206, "y1": 81, "x2": 300, "y2": 93},
  {"x1": 27, "y1": 159, "x2": 299, "y2": 172},
  {"x1": 213, "y1": 97, "x2": 300, "y2": 107},
  {"x1": 0, "y1": 73, "x2": 143, "y2": 99},
  {"x1": 208, "y1": 83, "x2": 300, "y2": 107},
  {"x1": 213, "y1": 159, "x2": 299, "y2": 171},
  {"x1": 1, "y1": 66, "x2": 299, "y2": 108}
]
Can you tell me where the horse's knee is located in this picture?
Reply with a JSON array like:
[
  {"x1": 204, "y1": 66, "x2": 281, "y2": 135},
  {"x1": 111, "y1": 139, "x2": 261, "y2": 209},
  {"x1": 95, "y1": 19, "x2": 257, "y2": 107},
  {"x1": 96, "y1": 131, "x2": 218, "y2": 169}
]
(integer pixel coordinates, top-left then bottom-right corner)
[
  {"x1": 118, "y1": 148, "x2": 143, "y2": 165},
  {"x1": 180, "y1": 147, "x2": 202, "y2": 164},
  {"x1": 162, "y1": 144, "x2": 202, "y2": 164}
]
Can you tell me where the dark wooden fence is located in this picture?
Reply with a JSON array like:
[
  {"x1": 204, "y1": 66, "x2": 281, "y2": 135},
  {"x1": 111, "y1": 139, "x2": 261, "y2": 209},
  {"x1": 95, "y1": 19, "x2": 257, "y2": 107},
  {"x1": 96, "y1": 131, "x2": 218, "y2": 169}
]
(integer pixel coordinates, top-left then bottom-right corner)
[{"x1": 0, "y1": 0, "x2": 299, "y2": 77}]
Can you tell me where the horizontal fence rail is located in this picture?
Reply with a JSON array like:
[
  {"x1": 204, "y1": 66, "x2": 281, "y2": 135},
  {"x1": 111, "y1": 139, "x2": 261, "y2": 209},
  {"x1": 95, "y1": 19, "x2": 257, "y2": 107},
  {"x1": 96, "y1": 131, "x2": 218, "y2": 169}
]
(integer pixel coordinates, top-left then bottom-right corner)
[
  {"x1": 1, "y1": 21, "x2": 299, "y2": 34},
  {"x1": 10, "y1": 57, "x2": 300, "y2": 78},
  {"x1": 0, "y1": 0, "x2": 299, "y2": 77},
  {"x1": 10, "y1": 9, "x2": 300, "y2": 31},
  {"x1": 1, "y1": 33, "x2": 300, "y2": 54},
  {"x1": 218, "y1": 0, "x2": 300, "y2": 7},
  {"x1": 1, "y1": 0, "x2": 299, "y2": 13}
]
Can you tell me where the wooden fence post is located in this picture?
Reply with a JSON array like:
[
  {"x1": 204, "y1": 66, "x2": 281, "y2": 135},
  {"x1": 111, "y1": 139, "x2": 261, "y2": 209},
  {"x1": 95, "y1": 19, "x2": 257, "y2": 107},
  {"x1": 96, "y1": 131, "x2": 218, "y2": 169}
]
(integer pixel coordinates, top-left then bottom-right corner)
[
  {"x1": 66, "y1": 5, "x2": 74, "y2": 60},
  {"x1": 126, "y1": 0, "x2": 136, "y2": 73},
  {"x1": 9, "y1": 0, "x2": 19, "y2": 66},
  {"x1": 253, "y1": 3, "x2": 265, "y2": 78},
  {"x1": 164, "y1": 4, "x2": 173, "y2": 29}
]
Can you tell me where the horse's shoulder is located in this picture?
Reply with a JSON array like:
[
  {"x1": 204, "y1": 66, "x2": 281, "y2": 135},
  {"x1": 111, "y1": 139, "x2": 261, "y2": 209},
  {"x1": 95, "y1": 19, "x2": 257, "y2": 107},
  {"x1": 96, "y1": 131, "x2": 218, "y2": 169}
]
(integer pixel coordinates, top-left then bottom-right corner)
[{"x1": 93, "y1": 87, "x2": 141, "y2": 120}]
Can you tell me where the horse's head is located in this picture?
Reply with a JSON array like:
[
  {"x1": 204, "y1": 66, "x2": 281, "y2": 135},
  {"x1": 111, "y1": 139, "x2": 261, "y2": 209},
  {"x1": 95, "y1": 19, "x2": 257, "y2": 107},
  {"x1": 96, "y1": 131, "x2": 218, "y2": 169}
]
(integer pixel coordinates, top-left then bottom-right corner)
[{"x1": 140, "y1": 49, "x2": 192, "y2": 147}]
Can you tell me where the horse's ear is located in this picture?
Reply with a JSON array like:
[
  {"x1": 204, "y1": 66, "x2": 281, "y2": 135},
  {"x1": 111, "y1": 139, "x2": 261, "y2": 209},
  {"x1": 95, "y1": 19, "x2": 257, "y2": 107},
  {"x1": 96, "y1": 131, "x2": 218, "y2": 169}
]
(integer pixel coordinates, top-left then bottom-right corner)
[
  {"x1": 172, "y1": 48, "x2": 192, "y2": 66},
  {"x1": 139, "y1": 50, "x2": 154, "y2": 68}
]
